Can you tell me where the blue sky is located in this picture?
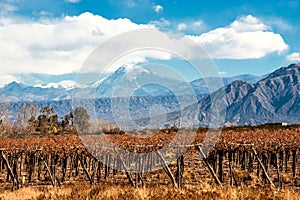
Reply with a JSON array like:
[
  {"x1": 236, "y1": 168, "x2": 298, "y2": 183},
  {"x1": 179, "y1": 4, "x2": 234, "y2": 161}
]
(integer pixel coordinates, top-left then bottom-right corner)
[{"x1": 0, "y1": 0, "x2": 300, "y2": 83}]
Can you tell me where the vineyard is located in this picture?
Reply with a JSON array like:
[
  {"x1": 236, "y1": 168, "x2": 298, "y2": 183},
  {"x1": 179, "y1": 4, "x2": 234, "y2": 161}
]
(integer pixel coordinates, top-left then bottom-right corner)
[{"x1": 0, "y1": 125, "x2": 300, "y2": 191}]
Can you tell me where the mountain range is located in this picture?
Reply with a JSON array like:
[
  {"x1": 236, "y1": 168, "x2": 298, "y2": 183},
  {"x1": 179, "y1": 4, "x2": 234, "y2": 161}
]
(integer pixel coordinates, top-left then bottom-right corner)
[
  {"x1": 189, "y1": 63, "x2": 300, "y2": 126},
  {"x1": 0, "y1": 66, "x2": 262, "y2": 102},
  {"x1": 1, "y1": 64, "x2": 299, "y2": 128}
]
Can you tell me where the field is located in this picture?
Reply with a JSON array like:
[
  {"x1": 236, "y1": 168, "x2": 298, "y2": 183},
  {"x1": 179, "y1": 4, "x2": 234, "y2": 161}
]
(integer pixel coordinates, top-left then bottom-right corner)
[
  {"x1": 1, "y1": 184, "x2": 300, "y2": 200},
  {"x1": 0, "y1": 125, "x2": 300, "y2": 199}
]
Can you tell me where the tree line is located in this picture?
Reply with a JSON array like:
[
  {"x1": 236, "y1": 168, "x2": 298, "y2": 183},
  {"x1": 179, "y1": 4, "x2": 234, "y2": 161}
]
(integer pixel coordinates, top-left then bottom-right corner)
[{"x1": 0, "y1": 102, "x2": 90, "y2": 137}]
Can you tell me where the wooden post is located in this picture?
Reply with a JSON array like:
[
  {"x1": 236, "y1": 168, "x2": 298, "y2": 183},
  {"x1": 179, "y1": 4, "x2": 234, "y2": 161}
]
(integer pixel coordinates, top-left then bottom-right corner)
[
  {"x1": 91, "y1": 159, "x2": 97, "y2": 182},
  {"x1": 41, "y1": 157, "x2": 55, "y2": 187},
  {"x1": 241, "y1": 150, "x2": 246, "y2": 170},
  {"x1": 75, "y1": 154, "x2": 79, "y2": 177},
  {"x1": 156, "y1": 150, "x2": 178, "y2": 188},
  {"x1": 52, "y1": 154, "x2": 59, "y2": 187},
  {"x1": 37, "y1": 157, "x2": 42, "y2": 180},
  {"x1": 228, "y1": 150, "x2": 238, "y2": 187},
  {"x1": 104, "y1": 155, "x2": 109, "y2": 179},
  {"x1": 275, "y1": 153, "x2": 282, "y2": 188},
  {"x1": 176, "y1": 154, "x2": 184, "y2": 187},
  {"x1": 292, "y1": 150, "x2": 297, "y2": 178},
  {"x1": 261, "y1": 153, "x2": 268, "y2": 184},
  {"x1": 28, "y1": 153, "x2": 34, "y2": 182},
  {"x1": 218, "y1": 150, "x2": 224, "y2": 183},
  {"x1": 139, "y1": 155, "x2": 145, "y2": 188},
  {"x1": 196, "y1": 146, "x2": 222, "y2": 187},
  {"x1": 248, "y1": 152, "x2": 254, "y2": 172},
  {"x1": 97, "y1": 161, "x2": 102, "y2": 182},
  {"x1": 252, "y1": 148, "x2": 275, "y2": 188},
  {"x1": 285, "y1": 150, "x2": 290, "y2": 173},
  {"x1": 149, "y1": 153, "x2": 153, "y2": 172},
  {"x1": 118, "y1": 155, "x2": 135, "y2": 187},
  {"x1": 135, "y1": 155, "x2": 139, "y2": 188},
  {"x1": 80, "y1": 156, "x2": 94, "y2": 186},
  {"x1": 19, "y1": 153, "x2": 23, "y2": 179},
  {"x1": 0, "y1": 150, "x2": 18, "y2": 190},
  {"x1": 69, "y1": 155, "x2": 73, "y2": 180},
  {"x1": 61, "y1": 156, "x2": 68, "y2": 182},
  {"x1": 13, "y1": 157, "x2": 19, "y2": 189},
  {"x1": 279, "y1": 151, "x2": 284, "y2": 171}
]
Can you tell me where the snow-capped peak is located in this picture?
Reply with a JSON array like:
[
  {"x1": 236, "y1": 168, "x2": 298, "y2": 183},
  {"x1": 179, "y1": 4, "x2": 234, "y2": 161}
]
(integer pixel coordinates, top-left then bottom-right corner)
[{"x1": 34, "y1": 80, "x2": 82, "y2": 90}]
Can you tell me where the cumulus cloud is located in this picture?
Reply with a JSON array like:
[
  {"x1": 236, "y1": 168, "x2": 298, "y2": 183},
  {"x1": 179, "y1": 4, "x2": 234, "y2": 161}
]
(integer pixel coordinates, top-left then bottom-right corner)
[
  {"x1": 190, "y1": 15, "x2": 288, "y2": 59},
  {"x1": 286, "y1": 52, "x2": 300, "y2": 61},
  {"x1": 153, "y1": 5, "x2": 163, "y2": 13},
  {"x1": 0, "y1": 12, "x2": 151, "y2": 74},
  {"x1": 0, "y1": 13, "x2": 290, "y2": 77}
]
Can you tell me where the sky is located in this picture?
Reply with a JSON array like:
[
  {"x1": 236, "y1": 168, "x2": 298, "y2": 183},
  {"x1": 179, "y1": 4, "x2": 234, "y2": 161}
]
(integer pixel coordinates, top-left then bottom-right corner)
[{"x1": 0, "y1": 0, "x2": 300, "y2": 83}]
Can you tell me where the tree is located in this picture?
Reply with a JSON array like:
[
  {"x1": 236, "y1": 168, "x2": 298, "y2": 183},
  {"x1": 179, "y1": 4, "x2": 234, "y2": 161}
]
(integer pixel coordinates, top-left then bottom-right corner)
[
  {"x1": 73, "y1": 107, "x2": 90, "y2": 134},
  {"x1": 37, "y1": 106, "x2": 58, "y2": 133},
  {"x1": 61, "y1": 112, "x2": 74, "y2": 132},
  {"x1": 15, "y1": 102, "x2": 39, "y2": 136}
]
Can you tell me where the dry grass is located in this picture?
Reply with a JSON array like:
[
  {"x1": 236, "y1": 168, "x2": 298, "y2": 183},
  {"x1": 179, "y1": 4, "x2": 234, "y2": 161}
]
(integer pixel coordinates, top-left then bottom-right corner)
[
  {"x1": 1, "y1": 184, "x2": 300, "y2": 200},
  {"x1": 0, "y1": 187, "x2": 42, "y2": 200}
]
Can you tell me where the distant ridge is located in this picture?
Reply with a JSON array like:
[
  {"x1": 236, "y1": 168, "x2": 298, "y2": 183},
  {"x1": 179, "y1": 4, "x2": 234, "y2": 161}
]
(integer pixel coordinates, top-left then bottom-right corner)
[{"x1": 186, "y1": 63, "x2": 300, "y2": 126}]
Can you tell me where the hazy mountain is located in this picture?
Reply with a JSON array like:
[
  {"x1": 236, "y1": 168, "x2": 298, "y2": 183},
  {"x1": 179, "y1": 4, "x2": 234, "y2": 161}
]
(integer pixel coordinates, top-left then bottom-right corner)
[{"x1": 0, "y1": 81, "x2": 72, "y2": 102}]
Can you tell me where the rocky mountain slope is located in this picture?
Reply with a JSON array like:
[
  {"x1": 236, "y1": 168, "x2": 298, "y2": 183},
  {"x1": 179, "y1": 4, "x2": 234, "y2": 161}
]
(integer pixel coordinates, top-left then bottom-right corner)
[{"x1": 189, "y1": 64, "x2": 300, "y2": 126}]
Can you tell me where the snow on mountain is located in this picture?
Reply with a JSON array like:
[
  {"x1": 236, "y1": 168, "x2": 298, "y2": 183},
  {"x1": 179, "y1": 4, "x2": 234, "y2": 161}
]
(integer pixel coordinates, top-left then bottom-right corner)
[
  {"x1": 0, "y1": 64, "x2": 264, "y2": 103},
  {"x1": 94, "y1": 66, "x2": 185, "y2": 97},
  {"x1": 3, "y1": 64, "x2": 298, "y2": 128},
  {"x1": 88, "y1": 78, "x2": 106, "y2": 88},
  {"x1": 34, "y1": 80, "x2": 84, "y2": 90}
]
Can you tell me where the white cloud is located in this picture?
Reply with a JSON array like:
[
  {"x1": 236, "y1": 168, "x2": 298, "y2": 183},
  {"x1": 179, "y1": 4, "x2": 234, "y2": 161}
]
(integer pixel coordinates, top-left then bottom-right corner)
[
  {"x1": 151, "y1": 18, "x2": 204, "y2": 34},
  {"x1": 149, "y1": 18, "x2": 170, "y2": 27},
  {"x1": 230, "y1": 15, "x2": 270, "y2": 32},
  {"x1": 193, "y1": 21, "x2": 203, "y2": 27},
  {"x1": 153, "y1": 5, "x2": 163, "y2": 13},
  {"x1": 0, "y1": 12, "x2": 152, "y2": 75},
  {"x1": 178, "y1": 20, "x2": 204, "y2": 34},
  {"x1": 0, "y1": 13, "x2": 290, "y2": 78},
  {"x1": 286, "y1": 52, "x2": 300, "y2": 61},
  {"x1": 0, "y1": 2, "x2": 18, "y2": 15},
  {"x1": 190, "y1": 15, "x2": 288, "y2": 59},
  {"x1": 177, "y1": 23, "x2": 187, "y2": 31}
]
